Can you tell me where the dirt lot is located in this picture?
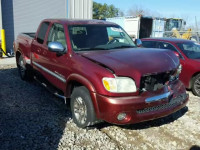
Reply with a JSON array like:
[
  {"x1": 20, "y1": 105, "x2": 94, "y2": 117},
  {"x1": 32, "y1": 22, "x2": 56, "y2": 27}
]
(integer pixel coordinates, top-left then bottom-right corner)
[{"x1": 0, "y1": 57, "x2": 200, "y2": 150}]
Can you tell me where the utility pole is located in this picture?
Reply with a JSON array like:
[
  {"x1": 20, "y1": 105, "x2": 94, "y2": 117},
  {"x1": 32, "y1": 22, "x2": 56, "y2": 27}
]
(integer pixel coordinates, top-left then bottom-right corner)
[{"x1": 195, "y1": 16, "x2": 199, "y2": 43}]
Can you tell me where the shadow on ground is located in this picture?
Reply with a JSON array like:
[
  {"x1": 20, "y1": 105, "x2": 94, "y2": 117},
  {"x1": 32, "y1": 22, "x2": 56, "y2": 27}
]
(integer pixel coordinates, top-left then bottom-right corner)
[
  {"x1": 0, "y1": 67, "x2": 70, "y2": 150},
  {"x1": 0, "y1": 67, "x2": 190, "y2": 149}
]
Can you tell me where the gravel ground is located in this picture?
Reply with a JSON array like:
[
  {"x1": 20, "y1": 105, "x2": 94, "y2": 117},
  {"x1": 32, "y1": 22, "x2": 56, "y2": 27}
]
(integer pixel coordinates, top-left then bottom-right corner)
[{"x1": 0, "y1": 57, "x2": 200, "y2": 150}]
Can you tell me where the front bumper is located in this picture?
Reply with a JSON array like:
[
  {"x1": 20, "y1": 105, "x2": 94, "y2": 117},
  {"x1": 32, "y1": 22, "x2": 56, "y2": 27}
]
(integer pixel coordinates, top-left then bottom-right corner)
[{"x1": 96, "y1": 80, "x2": 189, "y2": 125}]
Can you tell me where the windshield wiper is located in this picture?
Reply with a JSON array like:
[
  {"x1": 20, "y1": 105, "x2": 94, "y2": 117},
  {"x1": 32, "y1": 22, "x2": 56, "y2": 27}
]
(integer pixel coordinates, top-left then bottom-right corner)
[
  {"x1": 111, "y1": 45, "x2": 136, "y2": 49},
  {"x1": 76, "y1": 47, "x2": 108, "y2": 51}
]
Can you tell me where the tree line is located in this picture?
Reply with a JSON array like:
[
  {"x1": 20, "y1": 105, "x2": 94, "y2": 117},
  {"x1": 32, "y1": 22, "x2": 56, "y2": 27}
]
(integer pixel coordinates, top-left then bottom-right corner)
[
  {"x1": 93, "y1": 2, "x2": 123, "y2": 19},
  {"x1": 92, "y1": 2, "x2": 156, "y2": 19}
]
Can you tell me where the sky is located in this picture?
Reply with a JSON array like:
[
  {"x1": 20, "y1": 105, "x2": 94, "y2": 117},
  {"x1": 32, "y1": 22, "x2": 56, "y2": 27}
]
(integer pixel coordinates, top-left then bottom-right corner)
[{"x1": 94, "y1": 0, "x2": 200, "y2": 27}]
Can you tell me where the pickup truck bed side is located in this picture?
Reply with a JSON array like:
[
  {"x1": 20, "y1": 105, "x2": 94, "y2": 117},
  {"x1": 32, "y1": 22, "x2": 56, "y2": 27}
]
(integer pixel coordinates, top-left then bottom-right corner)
[{"x1": 14, "y1": 33, "x2": 34, "y2": 64}]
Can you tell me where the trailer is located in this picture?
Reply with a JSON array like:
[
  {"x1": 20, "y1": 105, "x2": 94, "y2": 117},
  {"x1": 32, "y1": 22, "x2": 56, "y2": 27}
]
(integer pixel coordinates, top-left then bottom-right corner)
[{"x1": 106, "y1": 16, "x2": 165, "y2": 39}]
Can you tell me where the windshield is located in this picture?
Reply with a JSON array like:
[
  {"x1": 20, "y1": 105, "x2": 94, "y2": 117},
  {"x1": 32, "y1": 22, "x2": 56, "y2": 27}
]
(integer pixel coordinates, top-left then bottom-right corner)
[
  {"x1": 177, "y1": 42, "x2": 200, "y2": 59},
  {"x1": 166, "y1": 20, "x2": 182, "y2": 31},
  {"x1": 68, "y1": 25, "x2": 136, "y2": 51}
]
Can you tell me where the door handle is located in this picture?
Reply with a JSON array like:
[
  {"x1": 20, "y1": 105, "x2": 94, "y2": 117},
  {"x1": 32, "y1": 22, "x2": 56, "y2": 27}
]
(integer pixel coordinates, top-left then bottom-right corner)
[
  {"x1": 43, "y1": 50, "x2": 47, "y2": 55},
  {"x1": 37, "y1": 48, "x2": 41, "y2": 53}
]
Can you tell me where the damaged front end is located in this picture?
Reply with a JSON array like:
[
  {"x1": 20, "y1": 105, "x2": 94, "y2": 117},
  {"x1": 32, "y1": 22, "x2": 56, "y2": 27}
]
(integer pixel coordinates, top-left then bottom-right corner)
[{"x1": 140, "y1": 65, "x2": 182, "y2": 93}]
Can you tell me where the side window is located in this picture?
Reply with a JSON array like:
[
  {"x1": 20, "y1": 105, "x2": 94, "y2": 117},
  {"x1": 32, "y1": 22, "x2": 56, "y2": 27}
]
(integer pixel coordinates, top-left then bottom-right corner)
[
  {"x1": 47, "y1": 23, "x2": 67, "y2": 48},
  {"x1": 142, "y1": 41, "x2": 157, "y2": 48},
  {"x1": 37, "y1": 22, "x2": 49, "y2": 44},
  {"x1": 159, "y1": 42, "x2": 177, "y2": 51},
  {"x1": 157, "y1": 42, "x2": 184, "y2": 59}
]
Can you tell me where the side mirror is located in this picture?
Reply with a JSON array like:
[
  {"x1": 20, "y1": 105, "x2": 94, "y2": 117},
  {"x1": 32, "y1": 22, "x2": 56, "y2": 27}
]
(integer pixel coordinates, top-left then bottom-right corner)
[
  {"x1": 135, "y1": 39, "x2": 142, "y2": 47},
  {"x1": 48, "y1": 42, "x2": 66, "y2": 54}
]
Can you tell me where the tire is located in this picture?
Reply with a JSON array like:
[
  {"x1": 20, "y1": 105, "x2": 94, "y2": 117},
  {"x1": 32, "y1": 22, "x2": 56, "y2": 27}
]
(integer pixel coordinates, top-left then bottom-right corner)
[
  {"x1": 0, "y1": 49, "x2": 2, "y2": 58},
  {"x1": 192, "y1": 74, "x2": 200, "y2": 97},
  {"x1": 71, "y1": 86, "x2": 97, "y2": 128},
  {"x1": 17, "y1": 55, "x2": 33, "y2": 80}
]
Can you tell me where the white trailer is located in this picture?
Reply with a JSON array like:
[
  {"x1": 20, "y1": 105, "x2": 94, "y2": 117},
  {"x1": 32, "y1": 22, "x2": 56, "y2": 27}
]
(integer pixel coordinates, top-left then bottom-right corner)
[{"x1": 106, "y1": 16, "x2": 165, "y2": 39}]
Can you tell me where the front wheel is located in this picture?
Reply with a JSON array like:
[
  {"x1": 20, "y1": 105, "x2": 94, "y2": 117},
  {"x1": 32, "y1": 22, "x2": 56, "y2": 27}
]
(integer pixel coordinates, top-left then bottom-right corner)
[
  {"x1": 192, "y1": 74, "x2": 200, "y2": 97},
  {"x1": 70, "y1": 86, "x2": 97, "y2": 128}
]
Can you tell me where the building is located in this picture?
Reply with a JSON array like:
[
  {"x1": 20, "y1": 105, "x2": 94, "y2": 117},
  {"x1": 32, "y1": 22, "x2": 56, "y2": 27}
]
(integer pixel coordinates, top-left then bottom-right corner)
[
  {"x1": 0, "y1": 0, "x2": 93, "y2": 50},
  {"x1": 0, "y1": 2, "x2": 2, "y2": 32}
]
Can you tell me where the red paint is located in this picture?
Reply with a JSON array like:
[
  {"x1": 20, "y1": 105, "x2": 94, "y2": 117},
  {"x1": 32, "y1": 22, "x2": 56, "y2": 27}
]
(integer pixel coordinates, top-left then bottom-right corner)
[
  {"x1": 174, "y1": 51, "x2": 180, "y2": 57},
  {"x1": 33, "y1": 52, "x2": 39, "y2": 59},
  {"x1": 13, "y1": 20, "x2": 188, "y2": 125}
]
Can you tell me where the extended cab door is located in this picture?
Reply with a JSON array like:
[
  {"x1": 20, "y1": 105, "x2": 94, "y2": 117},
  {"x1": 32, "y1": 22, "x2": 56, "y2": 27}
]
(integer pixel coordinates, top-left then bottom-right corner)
[
  {"x1": 31, "y1": 22, "x2": 52, "y2": 78},
  {"x1": 32, "y1": 21, "x2": 64, "y2": 89},
  {"x1": 32, "y1": 22, "x2": 69, "y2": 91}
]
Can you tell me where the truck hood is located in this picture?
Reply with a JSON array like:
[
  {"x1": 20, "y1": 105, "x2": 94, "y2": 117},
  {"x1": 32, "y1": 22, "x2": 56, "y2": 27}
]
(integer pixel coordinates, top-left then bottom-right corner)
[{"x1": 79, "y1": 48, "x2": 179, "y2": 77}]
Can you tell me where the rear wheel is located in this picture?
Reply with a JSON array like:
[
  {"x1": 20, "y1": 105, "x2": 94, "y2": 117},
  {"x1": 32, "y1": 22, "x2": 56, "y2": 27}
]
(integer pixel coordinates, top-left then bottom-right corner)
[
  {"x1": 192, "y1": 74, "x2": 200, "y2": 97},
  {"x1": 18, "y1": 55, "x2": 32, "y2": 80},
  {"x1": 0, "y1": 48, "x2": 2, "y2": 58},
  {"x1": 71, "y1": 86, "x2": 97, "y2": 128}
]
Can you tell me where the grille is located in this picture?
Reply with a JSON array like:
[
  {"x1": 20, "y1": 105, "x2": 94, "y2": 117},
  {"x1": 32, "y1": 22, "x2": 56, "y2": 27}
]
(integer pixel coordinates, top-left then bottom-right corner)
[
  {"x1": 140, "y1": 70, "x2": 176, "y2": 92},
  {"x1": 136, "y1": 93, "x2": 187, "y2": 114}
]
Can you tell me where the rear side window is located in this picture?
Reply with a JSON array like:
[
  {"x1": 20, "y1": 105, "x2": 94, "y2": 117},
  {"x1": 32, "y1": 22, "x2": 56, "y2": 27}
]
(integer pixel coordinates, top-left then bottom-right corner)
[
  {"x1": 37, "y1": 22, "x2": 49, "y2": 44},
  {"x1": 142, "y1": 41, "x2": 157, "y2": 48}
]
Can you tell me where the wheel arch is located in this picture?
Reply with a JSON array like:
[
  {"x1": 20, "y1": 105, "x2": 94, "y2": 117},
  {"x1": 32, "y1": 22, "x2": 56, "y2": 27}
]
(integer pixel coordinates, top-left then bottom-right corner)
[
  {"x1": 189, "y1": 72, "x2": 200, "y2": 89},
  {"x1": 66, "y1": 74, "x2": 100, "y2": 118}
]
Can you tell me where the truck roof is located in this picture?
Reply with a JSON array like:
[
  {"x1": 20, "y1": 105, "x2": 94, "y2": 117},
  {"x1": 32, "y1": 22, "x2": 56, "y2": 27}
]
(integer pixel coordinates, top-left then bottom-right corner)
[{"x1": 42, "y1": 19, "x2": 117, "y2": 25}]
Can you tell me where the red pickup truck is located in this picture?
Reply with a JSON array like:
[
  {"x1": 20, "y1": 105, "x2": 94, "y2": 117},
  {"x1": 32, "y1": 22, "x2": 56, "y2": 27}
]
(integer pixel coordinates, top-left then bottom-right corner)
[{"x1": 14, "y1": 19, "x2": 188, "y2": 128}]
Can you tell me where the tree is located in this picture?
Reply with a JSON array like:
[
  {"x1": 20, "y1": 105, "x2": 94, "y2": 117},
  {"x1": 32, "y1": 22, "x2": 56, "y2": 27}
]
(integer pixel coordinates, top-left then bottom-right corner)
[
  {"x1": 93, "y1": 2, "x2": 123, "y2": 19},
  {"x1": 127, "y1": 5, "x2": 148, "y2": 17},
  {"x1": 127, "y1": 5, "x2": 161, "y2": 17}
]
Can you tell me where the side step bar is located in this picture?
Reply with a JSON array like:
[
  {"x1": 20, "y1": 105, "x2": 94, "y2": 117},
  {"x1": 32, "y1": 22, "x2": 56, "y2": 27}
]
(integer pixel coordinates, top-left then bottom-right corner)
[{"x1": 34, "y1": 76, "x2": 67, "y2": 104}]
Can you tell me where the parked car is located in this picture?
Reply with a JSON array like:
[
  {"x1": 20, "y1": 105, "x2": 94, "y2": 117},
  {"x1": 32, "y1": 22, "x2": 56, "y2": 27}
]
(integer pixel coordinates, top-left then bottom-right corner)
[
  {"x1": 13, "y1": 19, "x2": 188, "y2": 128},
  {"x1": 141, "y1": 38, "x2": 200, "y2": 97}
]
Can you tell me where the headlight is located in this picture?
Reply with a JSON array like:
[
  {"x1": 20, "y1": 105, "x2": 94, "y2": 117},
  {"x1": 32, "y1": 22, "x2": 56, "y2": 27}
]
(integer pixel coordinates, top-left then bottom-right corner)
[
  {"x1": 177, "y1": 64, "x2": 182, "y2": 75},
  {"x1": 175, "y1": 64, "x2": 182, "y2": 77},
  {"x1": 170, "y1": 64, "x2": 182, "y2": 81},
  {"x1": 102, "y1": 77, "x2": 137, "y2": 93}
]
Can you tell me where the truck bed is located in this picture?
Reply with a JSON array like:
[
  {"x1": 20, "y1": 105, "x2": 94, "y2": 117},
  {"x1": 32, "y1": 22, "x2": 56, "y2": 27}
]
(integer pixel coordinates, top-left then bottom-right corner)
[
  {"x1": 14, "y1": 32, "x2": 36, "y2": 59},
  {"x1": 21, "y1": 32, "x2": 36, "y2": 38}
]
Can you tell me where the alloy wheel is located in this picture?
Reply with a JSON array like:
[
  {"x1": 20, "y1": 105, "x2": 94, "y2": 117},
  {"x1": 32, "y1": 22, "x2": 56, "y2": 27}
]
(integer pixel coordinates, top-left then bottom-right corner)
[
  {"x1": 19, "y1": 56, "x2": 26, "y2": 77},
  {"x1": 194, "y1": 76, "x2": 200, "y2": 95},
  {"x1": 73, "y1": 97, "x2": 87, "y2": 125}
]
